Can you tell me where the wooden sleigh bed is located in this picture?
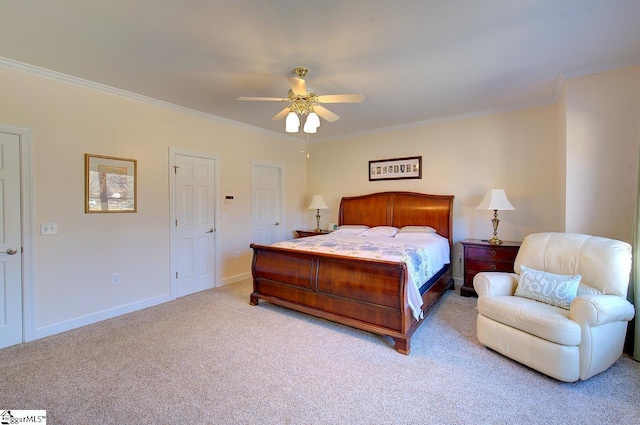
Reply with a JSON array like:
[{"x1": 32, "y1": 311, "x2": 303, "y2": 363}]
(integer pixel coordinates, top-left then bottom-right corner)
[{"x1": 249, "y1": 191, "x2": 454, "y2": 354}]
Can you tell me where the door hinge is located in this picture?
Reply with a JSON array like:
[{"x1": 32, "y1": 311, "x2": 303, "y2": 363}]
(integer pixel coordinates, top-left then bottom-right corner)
[
  {"x1": 175, "y1": 219, "x2": 178, "y2": 226},
  {"x1": 176, "y1": 272, "x2": 178, "y2": 279}
]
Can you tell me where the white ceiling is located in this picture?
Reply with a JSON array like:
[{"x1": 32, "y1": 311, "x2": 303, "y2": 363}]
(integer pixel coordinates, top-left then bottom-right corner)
[{"x1": 1, "y1": 1, "x2": 639, "y2": 141}]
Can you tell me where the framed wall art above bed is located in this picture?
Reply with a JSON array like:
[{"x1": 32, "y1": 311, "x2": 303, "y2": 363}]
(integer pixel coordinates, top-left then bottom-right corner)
[{"x1": 369, "y1": 156, "x2": 422, "y2": 181}]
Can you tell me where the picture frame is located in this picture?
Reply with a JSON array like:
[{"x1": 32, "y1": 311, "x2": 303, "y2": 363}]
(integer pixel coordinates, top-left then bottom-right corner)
[
  {"x1": 369, "y1": 156, "x2": 422, "y2": 181},
  {"x1": 85, "y1": 154, "x2": 137, "y2": 213}
]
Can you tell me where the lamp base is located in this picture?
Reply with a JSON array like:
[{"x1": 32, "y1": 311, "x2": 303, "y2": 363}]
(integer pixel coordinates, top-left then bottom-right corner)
[
  {"x1": 488, "y1": 210, "x2": 503, "y2": 245},
  {"x1": 315, "y1": 209, "x2": 321, "y2": 233},
  {"x1": 488, "y1": 237, "x2": 503, "y2": 245}
]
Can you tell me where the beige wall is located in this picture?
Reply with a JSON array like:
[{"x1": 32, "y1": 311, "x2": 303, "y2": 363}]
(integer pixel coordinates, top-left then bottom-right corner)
[
  {"x1": 307, "y1": 64, "x2": 640, "y2": 281},
  {"x1": 556, "y1": 85, "x2": 568, "y2": 232},
  {"x1": 1, "y1": 67, "x2": 306, "y2": 334},
  {"x1": 308, "y1": 105, "x2": 564, "y2": 278},
  {"x1": 4, "y1": 60, "x2": 637, "y2": 340},
  {"x1": 564, "y1": 65, "x2": 640, "y2": 242}
]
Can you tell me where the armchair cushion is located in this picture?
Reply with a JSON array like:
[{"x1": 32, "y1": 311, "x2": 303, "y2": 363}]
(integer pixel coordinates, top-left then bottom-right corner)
[
  {"x1": 514, "y1": 265, "x2": 581, "y2": 310},
  {"x1": 477, "y1": 295, "x2": 581, "y2": 346}
]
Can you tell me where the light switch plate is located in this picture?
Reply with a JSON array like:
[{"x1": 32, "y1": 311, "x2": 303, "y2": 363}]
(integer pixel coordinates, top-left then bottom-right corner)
[{"x1": 41, "y1": 222, "x2": 58, "y2": 235}]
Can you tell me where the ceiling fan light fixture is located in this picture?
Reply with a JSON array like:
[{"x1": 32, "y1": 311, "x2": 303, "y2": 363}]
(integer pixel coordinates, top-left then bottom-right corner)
[
  {"x1": 285, "y1": 112, "x2": 300, "y2": 133},
  {"x1": 306, "y1": 112, "x2": 320, "y2": 128},
  {"x1": 303, "y1": 118, "x2": 318, "y2": 133}
]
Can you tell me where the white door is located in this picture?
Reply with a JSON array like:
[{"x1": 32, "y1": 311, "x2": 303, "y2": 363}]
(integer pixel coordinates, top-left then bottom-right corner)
[
  {"x1": 175, "y1": 154, "x2": 216, "y2": 297},
  {"x1": 0, "y1": 132, "x2": 22, "y2": 349},
  {"x1": 252, "y1": 164, "x2": 282, "y2": 245}
]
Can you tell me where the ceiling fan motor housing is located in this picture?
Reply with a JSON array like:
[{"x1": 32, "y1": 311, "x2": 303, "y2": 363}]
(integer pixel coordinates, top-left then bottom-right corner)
[
  {"x1": 287, "y1": 89, "x2": 317, "y2": 115},
  {"x1": 293, "y1": 67, "x2": 309, "y2": 78}
]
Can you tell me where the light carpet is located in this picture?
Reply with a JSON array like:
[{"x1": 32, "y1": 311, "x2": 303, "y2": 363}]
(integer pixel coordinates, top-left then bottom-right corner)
[{"x1": 2, "y1": 280, "x2": 640, "y2": 424}]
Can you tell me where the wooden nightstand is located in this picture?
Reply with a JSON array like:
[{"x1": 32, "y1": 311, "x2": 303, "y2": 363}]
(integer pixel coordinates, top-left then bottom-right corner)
[
  {"x1": 296, "y1": 229, "x2": 330, "y2": 238},
  {"x1": 460, "y1": 239, "x2": 521, "y2": 297}
]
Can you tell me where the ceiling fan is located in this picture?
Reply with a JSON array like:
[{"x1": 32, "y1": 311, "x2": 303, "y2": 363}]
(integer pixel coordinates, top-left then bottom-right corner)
[{"x1": 238, "y1": 67, "x2": 365, "y2": 133}]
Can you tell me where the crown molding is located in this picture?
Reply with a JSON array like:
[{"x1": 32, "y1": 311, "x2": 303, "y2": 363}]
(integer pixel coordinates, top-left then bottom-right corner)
[
  {"x1": 562, "y1": 57, "x2": 640, "y2": 80},
  {"x1": 320, "y1": 58, "x2": 640, "y2": 144},
  {"x1": 0, "y1": 56, "x2": 295, "y2": 141},
  {"x1": 316, "y1": 99, "x2": 556, "y2": 143},
  {"x1": 3, "y1": 55, "x2": 638, "y2": 145},
  {"x1": 552, "y1": 57, "x2": 640, "y2": 102}
]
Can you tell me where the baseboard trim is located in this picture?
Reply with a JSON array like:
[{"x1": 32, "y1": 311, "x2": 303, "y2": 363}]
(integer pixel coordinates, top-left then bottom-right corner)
[
  {"x1": 220, "y1": 272, "x2": 252, "y2": 287},
  {"x1": 33, "y1": 272, "x2": 252, "y2": 341},
  {"x1": 34, "y1": 293, "x2": 171, "y2": 340}
]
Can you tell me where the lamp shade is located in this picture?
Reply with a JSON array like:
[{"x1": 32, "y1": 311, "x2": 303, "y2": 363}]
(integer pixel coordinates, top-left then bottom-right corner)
[
  {"x1": 303, "y1": 118, "x2": 318, "y2": 133},
  {"x1": 307, "y1": 195, "x2": 329, "y2": 210},
  {"x1": 476, "y1": 189, "x2": 515, "y2": 210},
  {"x1": 285, "y1": 112, "x2": 300, "y2": 133},
  {"x1": 303, "y1": 112, "x2": 320, "y2": 134},
  {"x1": 306, "y1": 112, "x2": 320, "y2": 128}
]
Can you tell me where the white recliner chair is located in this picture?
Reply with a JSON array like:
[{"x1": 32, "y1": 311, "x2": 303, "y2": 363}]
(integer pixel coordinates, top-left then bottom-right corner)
[{"x1": 474, "y1": 232, "x2": 635, "y2": 382}]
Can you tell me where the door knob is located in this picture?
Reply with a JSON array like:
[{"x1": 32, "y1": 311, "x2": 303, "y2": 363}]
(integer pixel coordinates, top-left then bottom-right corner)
[
  {"x1": 206, "y1": 228, "x2": 214, "y2": 233},
  {"x1": 274, "y1": 222, "x2": 280, "y2": 226},
  {"x1": 3, "y1": 248, "x2": 17, "y2": 255}
]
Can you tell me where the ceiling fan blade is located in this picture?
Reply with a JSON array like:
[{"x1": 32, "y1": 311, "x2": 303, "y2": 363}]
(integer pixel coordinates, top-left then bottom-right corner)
[
  {"x1": 237, "y1": 96, "x2": 288, "y2": 102},
  {"x1": 317, "y1": 94, "x2": 365, "y2": 103},
  {"x1": 287, "y1": 76, "x2": 307, "y2": 95},
  {"x1": 314, "y1": 105, "x2": 340, "y2": 122},
  {"x1": 271, "y1": 107, "x2": 291, "y2": 121}
]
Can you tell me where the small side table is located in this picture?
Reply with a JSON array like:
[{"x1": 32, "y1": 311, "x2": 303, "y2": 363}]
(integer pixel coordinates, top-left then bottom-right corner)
[
  {"x1": 460, "y1": 239, "x2": 521, "y2": 297},
  {"x1": 296, "y1": 229, "x2": 330, "y2": 238}
]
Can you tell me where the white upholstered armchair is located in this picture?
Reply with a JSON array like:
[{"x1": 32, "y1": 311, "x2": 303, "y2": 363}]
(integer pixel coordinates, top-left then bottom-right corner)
[{"x1": 473, "y1": 232, "x2": 635, "y2": 382}]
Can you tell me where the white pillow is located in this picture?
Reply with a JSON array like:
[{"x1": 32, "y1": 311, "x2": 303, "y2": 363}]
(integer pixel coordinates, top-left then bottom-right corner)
[
  {"x1": 514, "y1": 265, "x2": 581, "y2": 310},
  {"x1": 394, "y1": 232, "x2": 437, "y2": 240},
  {"x1": 333, "y1": 225, "x2": 369, "y2": 235},
  {"x1": 398, "y1": 226, "x2": 437, "y2": 233},
  {"x1": 362, "y1": 226, "x2": 399, "y2": 237}
]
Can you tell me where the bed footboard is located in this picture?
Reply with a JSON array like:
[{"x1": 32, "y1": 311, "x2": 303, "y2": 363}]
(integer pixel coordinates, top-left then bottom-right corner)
[{"x1": 250, "y1": 243, "x2": 452, "y2": 354}]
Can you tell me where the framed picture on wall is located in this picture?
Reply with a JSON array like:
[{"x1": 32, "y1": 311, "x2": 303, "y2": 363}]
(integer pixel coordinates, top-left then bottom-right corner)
[
  {"x1": 369, "y1": 156, "x2": 422, "y2": 181},
  {"x1": 85, "y1": 154, "x2": 137, "y2": 213}
]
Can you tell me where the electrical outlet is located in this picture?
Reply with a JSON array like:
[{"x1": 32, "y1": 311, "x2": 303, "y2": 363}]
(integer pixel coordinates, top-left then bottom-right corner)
[
  {"x1": 235, "y1": 251, "x2": 240, "y2": 260},
  {"x1": 111, "y1": 273, "x2": 120, "y2": 285}
]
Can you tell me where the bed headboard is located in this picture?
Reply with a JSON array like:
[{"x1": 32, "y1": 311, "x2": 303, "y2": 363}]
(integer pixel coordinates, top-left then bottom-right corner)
[{"x1": 338, "y1": 191, "x2": 454, "y2": 244}]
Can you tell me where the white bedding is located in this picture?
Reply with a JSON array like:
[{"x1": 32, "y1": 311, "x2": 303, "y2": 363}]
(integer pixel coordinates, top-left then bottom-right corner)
[{"x1": 272, "y1": 232, "x2": 451, "y2": 320}]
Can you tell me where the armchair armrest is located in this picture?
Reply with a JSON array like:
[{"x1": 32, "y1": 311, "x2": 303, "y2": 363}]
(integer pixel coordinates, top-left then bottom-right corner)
[
  {"x1": 473, "y1": 272, "x2": 519, "y2": 297},
  {"x1": 570, "y1": 295, "x2": 635, "y2": 327}
]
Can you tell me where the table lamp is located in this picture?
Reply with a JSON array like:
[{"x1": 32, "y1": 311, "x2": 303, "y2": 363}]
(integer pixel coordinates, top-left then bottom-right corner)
[
  {"x1": 307, "y1": 195, "x2": 329, "y2": 232},
  {"x1": 476, "y1": 189, "x2": 515, "y2": 245}
]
